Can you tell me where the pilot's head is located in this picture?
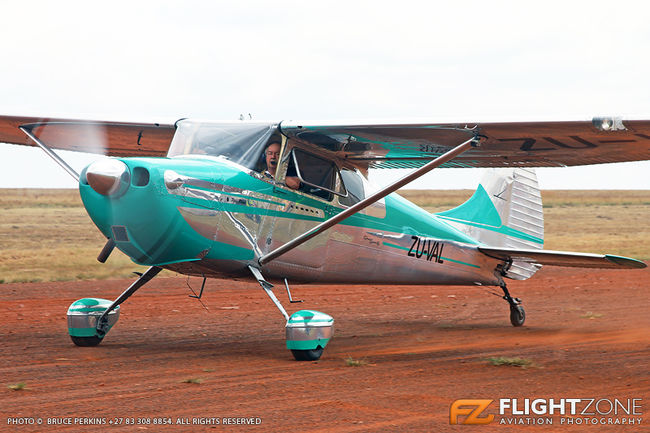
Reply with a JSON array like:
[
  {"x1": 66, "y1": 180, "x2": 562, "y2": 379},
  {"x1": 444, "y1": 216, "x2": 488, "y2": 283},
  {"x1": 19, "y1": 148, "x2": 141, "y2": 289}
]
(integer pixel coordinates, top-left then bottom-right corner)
[{"x1": 265, "y1": 141, "x2": 281, "y2": 174}]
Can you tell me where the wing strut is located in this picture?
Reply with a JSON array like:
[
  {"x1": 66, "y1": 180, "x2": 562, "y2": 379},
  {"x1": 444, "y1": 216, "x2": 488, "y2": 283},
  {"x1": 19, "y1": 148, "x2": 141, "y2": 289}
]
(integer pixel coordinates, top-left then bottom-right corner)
[
  {"x1": 258, "y1": 133, "x2": 480, "y2": 265},
  {"x1": 19, "y1": 125, "x2": 80, "y2": 182}
]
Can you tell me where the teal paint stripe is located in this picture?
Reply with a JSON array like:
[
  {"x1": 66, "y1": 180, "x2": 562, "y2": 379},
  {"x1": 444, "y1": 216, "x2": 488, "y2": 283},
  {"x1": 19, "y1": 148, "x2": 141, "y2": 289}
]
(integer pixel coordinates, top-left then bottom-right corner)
[
  {"x1": 181, "y1": 200, "x2": 323, "y2": 223},
  {"x1": 382, "y1": 242, "x2": 480, "y2": 269},
  {"x1": 500, "y1": 226, "x2": 544, "y2": 245},
  {"x1": 437, "y1": 216, "x2": 544, "y2": 245},
  {"x1": 287, "y1": 319, "x2": 333, "y2": 324},
  {"x1": 605, "y1": 255, "x2": 647, "y2": 269},
  {"x1": 188, "y1": 184, "x2": 285, "y2": 207},
  {"x1": 68, "y1": 328, "x2": 101, "y2": 337},
  {"x1": 439, "y1": 256, "x2": 480, "y2": 269},
  {"x1": 221, "y1": 204, "x2": 323, "y2": 222},
  {"x1": 71, "y1": 299, "x2": 105, "y2": 306},
  {"x1": 68, "y1": 307, "x2": 107, "y2": 313},
  {"x1": 383, "y1": 241, "x2": 410, "y2": 252}
]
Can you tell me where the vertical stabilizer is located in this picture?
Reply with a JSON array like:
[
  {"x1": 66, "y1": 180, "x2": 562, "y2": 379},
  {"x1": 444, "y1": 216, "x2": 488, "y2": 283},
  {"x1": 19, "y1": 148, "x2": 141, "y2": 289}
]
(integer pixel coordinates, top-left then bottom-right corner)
[{"x1": 436, "y1": 168, "x2": 544, "y2": 279}]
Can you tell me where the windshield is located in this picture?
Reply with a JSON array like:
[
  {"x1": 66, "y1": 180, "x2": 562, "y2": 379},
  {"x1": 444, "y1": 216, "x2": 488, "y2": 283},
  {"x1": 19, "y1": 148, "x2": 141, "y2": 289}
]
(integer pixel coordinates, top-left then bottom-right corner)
[{"x1": 168, "y1": 120, "x2": 279, "y2": 170}]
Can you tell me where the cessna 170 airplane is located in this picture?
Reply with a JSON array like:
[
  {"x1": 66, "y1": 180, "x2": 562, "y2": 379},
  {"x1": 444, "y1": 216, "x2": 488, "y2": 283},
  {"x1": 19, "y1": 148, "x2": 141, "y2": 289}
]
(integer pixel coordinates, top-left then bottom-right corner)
[{"x1": 1, "y1": 114, "x2": 647, "y2": 361}]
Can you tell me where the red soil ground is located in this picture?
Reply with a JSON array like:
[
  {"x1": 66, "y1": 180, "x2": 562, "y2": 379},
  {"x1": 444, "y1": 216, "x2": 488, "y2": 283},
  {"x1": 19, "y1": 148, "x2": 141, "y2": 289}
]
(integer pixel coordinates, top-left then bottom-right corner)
[{"x1": 1, "y1": 267, "x2": 648, "y2": 432}]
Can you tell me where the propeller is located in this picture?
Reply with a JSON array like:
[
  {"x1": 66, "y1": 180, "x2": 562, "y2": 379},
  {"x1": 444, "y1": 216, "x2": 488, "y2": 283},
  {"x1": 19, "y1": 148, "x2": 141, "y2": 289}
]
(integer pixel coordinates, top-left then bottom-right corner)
[
  {"x1": 26, "y1": 121, "x2": 121, "y2": 263},
  {"x1": 97, "y1": 238, "x2": 116, "y2": 263},
  {"x1": 11, "y1": 116, "x2": 174, "y2": 268}
]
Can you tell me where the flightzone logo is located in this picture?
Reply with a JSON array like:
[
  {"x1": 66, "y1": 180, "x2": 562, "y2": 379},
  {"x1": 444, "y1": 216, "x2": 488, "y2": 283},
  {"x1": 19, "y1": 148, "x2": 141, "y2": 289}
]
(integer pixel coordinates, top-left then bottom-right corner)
[
  {"x1": 450, "y1": 398, "x2": 643, "y2": 426},
  {"x1": 450, "y1": 400, "x2": 494, "y2": 425}
]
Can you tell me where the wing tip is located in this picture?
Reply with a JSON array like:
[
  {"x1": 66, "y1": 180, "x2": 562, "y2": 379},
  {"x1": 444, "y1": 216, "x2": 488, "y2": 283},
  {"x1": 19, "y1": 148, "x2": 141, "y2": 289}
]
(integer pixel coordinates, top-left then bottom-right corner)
[{"x1": 604, "y1": 255, "x2": 647, "y2": 269}]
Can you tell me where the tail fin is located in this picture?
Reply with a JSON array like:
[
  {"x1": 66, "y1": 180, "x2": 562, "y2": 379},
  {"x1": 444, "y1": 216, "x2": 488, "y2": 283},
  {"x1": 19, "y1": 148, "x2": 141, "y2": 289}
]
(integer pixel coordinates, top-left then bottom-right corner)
[{"x1": 436, "y1": 168, "x2": 544, "y2": 279}]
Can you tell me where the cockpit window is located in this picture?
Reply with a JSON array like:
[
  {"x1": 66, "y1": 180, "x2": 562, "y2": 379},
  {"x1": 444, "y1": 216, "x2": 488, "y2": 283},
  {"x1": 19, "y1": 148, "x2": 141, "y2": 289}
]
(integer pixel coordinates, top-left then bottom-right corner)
[
  {"x1": 339, "y1": 168, "x2": 365, "y2": 206},
  {"x1": 288, "y1": 148, "x2": 346, "y2": 201},
  {"x1": 168, "y1": 120, "x2": 278, "y2": 170}
]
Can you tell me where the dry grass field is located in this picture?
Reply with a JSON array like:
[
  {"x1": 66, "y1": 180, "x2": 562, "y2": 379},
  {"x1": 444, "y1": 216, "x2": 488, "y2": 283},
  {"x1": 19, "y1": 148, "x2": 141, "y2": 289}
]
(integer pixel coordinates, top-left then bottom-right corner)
[
  {"x1": 1, "y1": 188, "x2": 648, "y2": 283},
  {"x1": 0, "y1": 189, "x2": 149, "y2": 283}
]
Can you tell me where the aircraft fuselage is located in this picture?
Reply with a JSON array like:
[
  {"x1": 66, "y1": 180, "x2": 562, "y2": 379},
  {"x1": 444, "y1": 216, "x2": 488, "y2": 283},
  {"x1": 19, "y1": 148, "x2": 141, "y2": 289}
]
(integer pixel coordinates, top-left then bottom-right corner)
[{"x1": 80, "y1": 155, "x2": 503, "y2": 286}]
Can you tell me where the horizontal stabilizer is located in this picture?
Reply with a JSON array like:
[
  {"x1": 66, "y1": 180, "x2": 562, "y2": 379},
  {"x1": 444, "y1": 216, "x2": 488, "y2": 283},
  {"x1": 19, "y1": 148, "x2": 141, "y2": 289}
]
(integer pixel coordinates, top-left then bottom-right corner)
[{"x1": 479, "y1": 247, "x2": 646, "y2": 270}]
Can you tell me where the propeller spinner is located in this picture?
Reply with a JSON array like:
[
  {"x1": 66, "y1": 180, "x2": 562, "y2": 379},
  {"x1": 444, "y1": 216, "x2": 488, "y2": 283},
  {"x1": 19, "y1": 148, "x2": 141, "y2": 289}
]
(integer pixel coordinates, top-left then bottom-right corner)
[{"x1": 85, "y1": 159, "x2": 130, "y2": 196}]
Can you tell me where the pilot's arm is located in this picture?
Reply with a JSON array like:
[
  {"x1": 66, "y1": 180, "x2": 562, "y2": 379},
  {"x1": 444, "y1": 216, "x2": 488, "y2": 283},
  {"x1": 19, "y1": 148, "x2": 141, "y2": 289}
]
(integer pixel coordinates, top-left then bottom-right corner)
[{"x1": 285, "y1": 176, "x2": 300, "y2": 190}]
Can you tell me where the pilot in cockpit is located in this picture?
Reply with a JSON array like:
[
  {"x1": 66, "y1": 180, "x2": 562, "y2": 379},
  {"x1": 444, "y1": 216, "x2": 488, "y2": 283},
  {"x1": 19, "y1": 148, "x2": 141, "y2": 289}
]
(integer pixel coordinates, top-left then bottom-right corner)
[{"x1": 263, "y1": 141, "x2": 300, "y2": 190}]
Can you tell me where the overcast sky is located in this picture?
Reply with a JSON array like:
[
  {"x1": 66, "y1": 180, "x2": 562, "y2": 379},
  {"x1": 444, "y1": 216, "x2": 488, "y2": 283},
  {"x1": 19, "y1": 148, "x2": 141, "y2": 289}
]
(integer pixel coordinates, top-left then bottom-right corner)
[{"x1": 1, "y1": 0, "x2": 649, "y2": 190}]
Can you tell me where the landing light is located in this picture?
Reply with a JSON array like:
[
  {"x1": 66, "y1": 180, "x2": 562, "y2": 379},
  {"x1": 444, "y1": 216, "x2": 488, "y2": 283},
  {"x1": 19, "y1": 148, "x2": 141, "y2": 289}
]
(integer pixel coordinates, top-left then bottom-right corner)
[
  {"x1": 601, "y1": 119, "x2": 612, "y2": 130},
  {"x1": 592, "y1": 116, "x2": 626, "y2": 131}
]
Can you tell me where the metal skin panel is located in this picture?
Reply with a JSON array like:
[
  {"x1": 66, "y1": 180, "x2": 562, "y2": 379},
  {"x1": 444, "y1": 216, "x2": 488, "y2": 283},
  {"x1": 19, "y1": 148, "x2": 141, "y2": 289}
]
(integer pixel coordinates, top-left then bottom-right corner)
[{"x1": 79, "y1": 155, "x2": 506, "y2": 286}]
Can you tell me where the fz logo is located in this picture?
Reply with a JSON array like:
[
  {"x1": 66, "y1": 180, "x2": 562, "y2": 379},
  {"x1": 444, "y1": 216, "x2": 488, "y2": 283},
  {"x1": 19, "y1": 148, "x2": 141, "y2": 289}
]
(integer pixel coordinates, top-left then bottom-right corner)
[{"x1": 449, "y1": 399, "x2": 494, "y2": 425}]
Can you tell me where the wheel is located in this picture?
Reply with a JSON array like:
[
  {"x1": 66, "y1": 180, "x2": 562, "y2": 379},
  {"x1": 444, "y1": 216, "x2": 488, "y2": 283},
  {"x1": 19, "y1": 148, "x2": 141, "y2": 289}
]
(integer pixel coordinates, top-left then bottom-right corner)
[
  {"x1": 70, "y1": 335, "x2": 103, "y2": 347},
  {"x1": 509, "y1": 304, "x2": 525, "y2": 327},
  {"x1": 291, "y1": 346, "x2": 324, "y2": 361}
]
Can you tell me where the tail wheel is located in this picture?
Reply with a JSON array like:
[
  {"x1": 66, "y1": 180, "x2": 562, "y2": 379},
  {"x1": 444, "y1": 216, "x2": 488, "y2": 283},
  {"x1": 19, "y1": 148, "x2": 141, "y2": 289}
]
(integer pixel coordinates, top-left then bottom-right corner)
[
  {"x1": 510, "y1": 304, "x2": 525, "y2": 327},
  {"x1": 291, "y1": 346, "x2": 324, "y2": 361}
]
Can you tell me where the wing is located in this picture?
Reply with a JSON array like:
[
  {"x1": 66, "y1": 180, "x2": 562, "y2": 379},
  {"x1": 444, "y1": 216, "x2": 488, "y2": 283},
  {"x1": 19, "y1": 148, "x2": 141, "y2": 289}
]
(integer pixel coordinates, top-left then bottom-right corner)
[
  {"x1": 280, "y1": 117, "x2": 650, "y2": 169},
  {"x1": 0, "y1": 115, "x2": 175, "y2": 157},
  {"x1": 5, "y1": 115, "x2": 649, "y2": 164},
  {"x1": 479, "y1": 246, "x2": 646, "y2": 269}
]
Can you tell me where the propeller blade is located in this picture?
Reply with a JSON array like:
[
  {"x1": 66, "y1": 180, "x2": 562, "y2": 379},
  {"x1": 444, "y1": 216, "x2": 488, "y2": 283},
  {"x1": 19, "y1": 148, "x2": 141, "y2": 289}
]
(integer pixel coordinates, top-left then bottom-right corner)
[{"x1": 97, "y1": 238, "x2": 116, "y2": 263}]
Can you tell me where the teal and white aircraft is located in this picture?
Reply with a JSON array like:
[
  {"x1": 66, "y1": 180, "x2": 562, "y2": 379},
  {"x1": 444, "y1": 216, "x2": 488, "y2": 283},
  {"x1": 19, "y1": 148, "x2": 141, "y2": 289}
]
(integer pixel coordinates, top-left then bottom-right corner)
[{"x1": 1, "y1": 115, "x2": 647, "y2": 361}]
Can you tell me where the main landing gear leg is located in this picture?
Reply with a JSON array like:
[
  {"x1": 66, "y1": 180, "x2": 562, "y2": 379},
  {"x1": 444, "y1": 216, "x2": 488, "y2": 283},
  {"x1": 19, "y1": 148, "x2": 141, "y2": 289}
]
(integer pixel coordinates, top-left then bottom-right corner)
[
  {"x1": 67, "y1": 266, "x2": 162, "y2": 347},
  {"x1": 500, "y1": 282, "x2": 525, "y2": 327},
  {"x1": 248, "y1": 266, "x2": 334, "y2": 361}
]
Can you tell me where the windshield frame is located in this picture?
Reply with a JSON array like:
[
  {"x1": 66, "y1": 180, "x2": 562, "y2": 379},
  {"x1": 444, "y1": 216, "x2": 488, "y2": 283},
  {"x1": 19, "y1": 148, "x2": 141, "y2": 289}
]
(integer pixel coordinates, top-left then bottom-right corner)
[{"x1": 167, "y1": 120, "x2": 279, "y2": 172}]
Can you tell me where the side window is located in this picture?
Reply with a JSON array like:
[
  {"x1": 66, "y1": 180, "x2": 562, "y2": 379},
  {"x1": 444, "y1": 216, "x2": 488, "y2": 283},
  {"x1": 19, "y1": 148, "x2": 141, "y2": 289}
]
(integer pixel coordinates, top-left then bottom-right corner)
[
  {"x1": 339, "y1": 169, "x2": 365, "y2": 206},
  {"x1": 288, "y1": 149, "x2": 345, "y2": 201}
]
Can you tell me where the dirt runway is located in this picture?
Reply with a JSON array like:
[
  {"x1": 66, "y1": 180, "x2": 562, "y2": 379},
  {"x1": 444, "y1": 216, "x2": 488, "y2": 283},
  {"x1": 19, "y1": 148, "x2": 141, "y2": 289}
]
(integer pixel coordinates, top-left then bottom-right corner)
[{"x1": 1, "y1": 267, "x2": 648, "y2": 432}]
